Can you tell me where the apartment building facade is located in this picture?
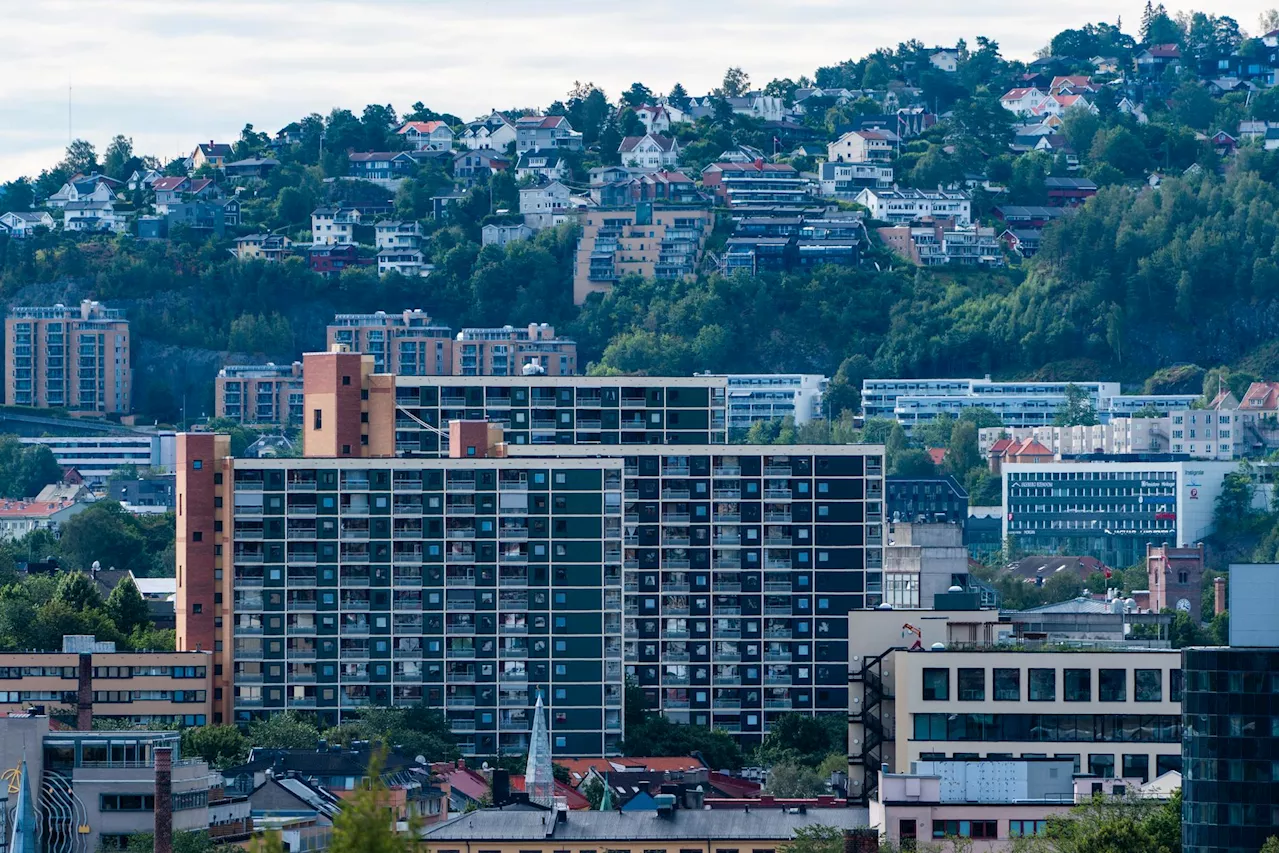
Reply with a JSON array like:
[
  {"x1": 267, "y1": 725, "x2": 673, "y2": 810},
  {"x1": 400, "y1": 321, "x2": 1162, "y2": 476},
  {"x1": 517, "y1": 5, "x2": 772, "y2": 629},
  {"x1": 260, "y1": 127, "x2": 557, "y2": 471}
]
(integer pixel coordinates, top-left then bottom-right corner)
[
  {"x1": 0, "y1": 645, "x2": 213, "y2": 726},
  {"x1": 179, "y1": 354, "x2": 886, "y2": 750},
  {"x1": 327, "y1": 310, "x2": 455, "y2": 376},
  {"x1": 388, "y1": 375, "x2": 730, "y2": 456},
  {"x1": 453, "y1": 324, "x2": 578, "y2": 377},
  {"x1": 215, "y1": 362, "x2": 304, "y2": 427},
  {"x1": 574, "y1": 203, "x2": 714, "y2": 304},
  {"x1": 722, "y1": 373, "x2": 827, "y2": 434},
  {"x1": 1001, "y1": 460, "x2": 1252, "y2": 568},
  {"x1": 5, "y1": 300, "x2": 131, "y2": 413}
]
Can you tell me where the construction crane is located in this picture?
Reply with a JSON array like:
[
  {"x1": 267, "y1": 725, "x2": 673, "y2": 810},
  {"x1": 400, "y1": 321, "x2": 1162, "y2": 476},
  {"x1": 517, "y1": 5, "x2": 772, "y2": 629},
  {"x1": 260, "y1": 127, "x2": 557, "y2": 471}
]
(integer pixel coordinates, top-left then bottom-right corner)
[{"x1": 902, "y1": 623, "x2": 923, "y2": 651}]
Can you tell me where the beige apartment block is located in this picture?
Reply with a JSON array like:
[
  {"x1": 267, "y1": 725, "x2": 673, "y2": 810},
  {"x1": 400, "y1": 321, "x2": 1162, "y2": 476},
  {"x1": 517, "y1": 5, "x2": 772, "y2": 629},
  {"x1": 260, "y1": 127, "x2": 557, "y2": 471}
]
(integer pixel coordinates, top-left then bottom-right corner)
[
  {"x1": 573, "y1": 204, "x2": 713, "y2": 304},
  {"x1": 215, "y1": 362, "x2": 303, "y2": 427},
  {"x1": 5, "y1": 300, "x2": 131, "y2": 413},
  {"x1": 326, "y1": 310, "x2": 454, "y2": 375}
]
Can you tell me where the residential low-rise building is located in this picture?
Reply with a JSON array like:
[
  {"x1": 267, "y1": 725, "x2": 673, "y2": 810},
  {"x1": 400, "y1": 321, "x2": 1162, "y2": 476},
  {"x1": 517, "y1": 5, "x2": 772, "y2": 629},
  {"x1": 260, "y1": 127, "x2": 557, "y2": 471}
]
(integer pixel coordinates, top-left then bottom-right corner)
[
  {"x1": 347, "y1": 151, "x2": 416, "y2": 186},
  {"x1": 701, "y1": 160, "x2": 809, "y2": 208},
  {"x1": 1045, "y1": 176, "x2": 1098, "y2": 206},
  {"x1": 0, "y1": 498, "x2": 89, "y2": 540},
  {"x1": 827, "y1": 129, "x2": 895, "y2": 163},
  {"x1": 818, "y1": 161, "x2": 894, "y2": 197},
  {"x1": 374, "y1": 220, "x2": 424, "y2": 251},
  {"x1": 481, "y1": 222, "x2": 534, "y2": 246},
  {"x1": 311, "y1": 206, "x2": 364, "y2": 245},
  {"x1": 215, "y1": 362, "x2": 304, "y2": 427},
  {"x1": 573, "y1": 203, "x2": 714, "y2": 304},
  {"x1": 0, "y1": 210, "x2": 56, "y2": 237},
  {"x1": 377, "y1": 247, "x2": 433, "y2": 277},
  {"x1": 453, "y1": 324, "x2": 578, "y2": 376},
  {"x1": 515, "y1": 149, "x2": 571, "y2": 182},
  {"x1": 879, "y1": 221, "x2": 1001, "y2": 266},
  {"x1": 234, "y1": 233, "x2": 293, "y2": 262},
  {"x1": 462, "y1": 111, "x2": 517, "y2": 150},
  {"x1": 619, "y1": 134, "x2": 680, "y2": 171},
  {"x1": 45, "y1": 173, "x2": 120, "y2": 209},
  {"x1": 855, "y1": 187, "x2": 972, "y2": 226},
  {"x1": 397, "y1": 120, "x2": 455, "y2": 151},
  {"x1": 63, "y1": 199, "x2": 133, "y2": 233},
  {"x1": 308, "y1": 243, "x2": 371, "y2": 277},
  {"x1": 887, "y1": 474, "x2": 969, "y2": 526},
  {"x1": 721, "y1": 373, "x2": 827, "y2": 434},
  {"x1": 327, "y1": 309, "x2": 454, "y2": 375},
  {"x1": 520, "y1": 180, "x2": 573, "y2": 230},
  {"x1": 516, "y1": 115, "x2": 582, "y2": 152}
]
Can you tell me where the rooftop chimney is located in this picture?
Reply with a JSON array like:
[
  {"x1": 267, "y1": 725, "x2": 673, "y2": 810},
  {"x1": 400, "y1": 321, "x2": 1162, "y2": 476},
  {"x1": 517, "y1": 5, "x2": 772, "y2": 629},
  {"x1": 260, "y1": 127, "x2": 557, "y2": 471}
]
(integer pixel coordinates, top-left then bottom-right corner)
[
  {"x1": 1214, "y1": 576, "x2": 1226, "y2": 616},
  {"x1": 76, "y1": 653, "x2": 92, "y2": 731},
  {"x1": 154, "y1": 746, "x2": 173, "y2": 853}
]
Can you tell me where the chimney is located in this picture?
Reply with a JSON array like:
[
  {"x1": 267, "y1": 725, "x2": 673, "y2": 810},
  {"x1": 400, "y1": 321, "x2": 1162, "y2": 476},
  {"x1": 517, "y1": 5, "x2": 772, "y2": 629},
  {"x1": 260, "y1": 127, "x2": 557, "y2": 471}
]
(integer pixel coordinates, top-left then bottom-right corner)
[
  {"x1": 1214, "y1": 576, "x2": 1226, "y2": 616},
  {"x1": 154, "y1": 747, "x2": 173, "y2": 853},
  {"x1": 76, "y1": 653, "x2": 93, "y2": 731}
]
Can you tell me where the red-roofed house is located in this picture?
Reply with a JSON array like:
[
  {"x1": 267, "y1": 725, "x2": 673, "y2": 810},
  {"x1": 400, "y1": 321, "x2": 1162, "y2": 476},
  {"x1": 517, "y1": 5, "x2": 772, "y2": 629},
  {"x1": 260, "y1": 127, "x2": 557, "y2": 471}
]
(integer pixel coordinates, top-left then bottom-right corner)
[
  {"x1": 557, "y1": 757, "x2": 708, "y2": 788},
  {"x1": 827, "y1": 129, "x2": 894, "y2": 163},
  {"x1": 515, "y1": 115, "x2": 583, "y2": 152},
  {"x1": 1000, "y1": 87, "x2": 1048, "y2": 115},
  {"x1": 637, "y1": 170, "x2": 699, "y2": 203},
  {"x1": 926, "y1": 448, "x2": 948, "y2": 467},
  {"x1": 0, "y1": 499, "x2": 89, "y2": 541},
  {"x1": 1239, "y1": 381, "x2": 1279, "y2": 452},
  {"x1": 1241, "y1": 382, "x2": 1279, "y2": 412},
  {"x1": 988, "y1": 437, "x2": 1053, "y2": 473},
  {"x1": 398, "y1": 121, "x2": 455, "y2": 152},
  {"x1": 1049, "y1": 76, "x2": 1099, "y2": 94},
  {"x1": 618, "y1": 134, "x2": 680, "y2": 170},
  {"x1": 633, "y1": 103, "x2": 687, "y2": 134},
  {"x1": 1209, "y1": 130, "x2": 1238, "y2": 154},
  {"x1": 153, "y1": 176, "x2": 218, "y2": 212}
]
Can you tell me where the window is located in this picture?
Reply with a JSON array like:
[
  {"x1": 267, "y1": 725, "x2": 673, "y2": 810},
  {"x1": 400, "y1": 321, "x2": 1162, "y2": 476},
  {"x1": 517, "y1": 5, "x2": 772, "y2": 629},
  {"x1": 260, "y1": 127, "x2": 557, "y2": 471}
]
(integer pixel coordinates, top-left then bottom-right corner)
[
  {"x1": 1064, "y1": 668, "x2": 1091, "y2": 702},
  {"x1": 957, "y1": 668, "x2": 984, "y2": 701},
  {"x1": 1029, "y1": 668, "x2": 1055, "y2": 701},
  {"x1": 1009, "y1": 820, "x2": 1047, "y2": 837},
  {"x1": 1088, "y1": 753, "x2": 1115, "y2": 777},
  {"x1": 1122, "y1": 753, "x2": 1149, "y2": 783},
  {"x1": 192, "y1": 459, "x2": 203, "y2": 470},
  {"x1": 931, "y1": 820, "x2": 997, "y2": 839},
  {"x1": 994, "y1": 668, "x2": 1020, "y2": 701},
  {"x1": 313, "y1": 409, "x2": 322, "y2": 429},
  {"x1": 1135, "y1": 669, "x2": 1162, "y2": 702},
  {"x1": 922, "y1": 668, "x2": 949, "y2": 700},
  {"x1": 1099, "y1": 669, "x2": 1126, "y2": 701},
  {"x1": 101, "y1": 793, "x2": 155, "y2": 811},
  {"x1": 1169, "y1": 669, "x2": 1183, "y2": 703}
]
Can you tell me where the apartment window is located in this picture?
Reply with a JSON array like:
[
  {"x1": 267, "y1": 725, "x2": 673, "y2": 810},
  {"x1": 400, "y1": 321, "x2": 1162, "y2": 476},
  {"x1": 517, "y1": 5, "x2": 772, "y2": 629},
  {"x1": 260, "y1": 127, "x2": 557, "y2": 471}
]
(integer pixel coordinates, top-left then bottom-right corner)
[
  {"x1": 957, "y1": 668, "x2": 984, "y2": 701},
  {"x1": 1099, "y1": 669, "x2": 1126, "y2": 701},
  {"x1": 1088, "y1": 754, "x2": 1115, "y2": 777},
  {"x1": 313, "y1": 409, "x2": 323, "y2": 429},
  {"x1": 932, "y1": 820, "x2": 997, "y2": 839},
  {"x1": 994, "y1": 668, "x2": 1020, "y2": 701},
  {"x1": 1009, "y1": 820, "x2": 1047, "y2": 837},
  {"x1": 1028, "y1": 668, "x2": 1055, "y2": 701},
  {"x1": 101, "y1": 793, "x2": 155, "y2": 811},
  {"x1": 1064, "y1": 669, "x2": 1091, "y2": 702},
  {"x1": 1169, "y1": 669, "x2": 1183, "y2": 702},
  {"x1": 922, "y1": 668, "x2": 949, "y2": 701},
  {"x1": 1135, "y1": 669, "x2": 1162, "y2": 702}
]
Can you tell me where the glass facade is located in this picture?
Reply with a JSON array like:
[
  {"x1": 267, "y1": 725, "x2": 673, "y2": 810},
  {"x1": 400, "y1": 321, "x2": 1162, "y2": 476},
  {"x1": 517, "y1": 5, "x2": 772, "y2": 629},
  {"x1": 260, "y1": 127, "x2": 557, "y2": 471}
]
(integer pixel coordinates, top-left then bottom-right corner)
[{"x1": 1182, "y1": 647, "x2": 1280, "y2": 853}]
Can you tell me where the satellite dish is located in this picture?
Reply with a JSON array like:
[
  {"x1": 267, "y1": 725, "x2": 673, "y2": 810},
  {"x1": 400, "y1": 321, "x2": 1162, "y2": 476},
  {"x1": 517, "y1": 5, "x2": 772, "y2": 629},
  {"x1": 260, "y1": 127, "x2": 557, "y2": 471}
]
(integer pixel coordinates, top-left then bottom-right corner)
[{"x1": 416, "y1": 755, "x2": 427, "y2": 765}]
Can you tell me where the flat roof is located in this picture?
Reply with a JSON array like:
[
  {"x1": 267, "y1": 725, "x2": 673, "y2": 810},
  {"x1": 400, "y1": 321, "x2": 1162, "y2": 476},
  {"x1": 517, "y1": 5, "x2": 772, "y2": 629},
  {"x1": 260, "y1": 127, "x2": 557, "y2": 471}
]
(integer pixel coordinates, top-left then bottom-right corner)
[
  {"x1": 230, "y1": 457, "x2": 625, "y2": 471},
  {"x1": 387, "y1": 375, "x2": 729, "y2": 389},
  {"x1": 504, "y1": 444, "x2": 884, "y2": 457}
]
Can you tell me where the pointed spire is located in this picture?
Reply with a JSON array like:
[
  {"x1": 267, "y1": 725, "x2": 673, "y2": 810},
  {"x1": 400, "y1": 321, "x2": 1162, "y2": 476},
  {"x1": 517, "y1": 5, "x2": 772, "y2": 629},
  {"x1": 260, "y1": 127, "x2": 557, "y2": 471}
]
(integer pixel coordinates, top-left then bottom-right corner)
[
  {"x1": 11, "y1": 759, "x2": 36, "y2": 853},
  {"x1": 598, "y1": 781, "x2": 613, "y2": 811},
  {"x1": 525, "y1": 689, "x2": 555, "y2": 807}
]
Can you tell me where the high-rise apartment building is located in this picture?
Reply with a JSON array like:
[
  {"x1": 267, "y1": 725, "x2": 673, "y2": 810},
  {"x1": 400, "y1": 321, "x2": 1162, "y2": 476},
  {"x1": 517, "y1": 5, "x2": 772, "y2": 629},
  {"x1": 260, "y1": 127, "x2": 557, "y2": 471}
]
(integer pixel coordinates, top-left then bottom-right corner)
[
  {"x1": 5, "y1": 300, "x2": 131, "y2": 413},
  {"x1": 177, "y1": 352, "x2": 885, "y2": 752},
  {"x1": 327, "y1": 310, "x2": 454, "y2": 376},
  {"x1": 215, "y1": 362, "x2": 304, "y2": 426}
]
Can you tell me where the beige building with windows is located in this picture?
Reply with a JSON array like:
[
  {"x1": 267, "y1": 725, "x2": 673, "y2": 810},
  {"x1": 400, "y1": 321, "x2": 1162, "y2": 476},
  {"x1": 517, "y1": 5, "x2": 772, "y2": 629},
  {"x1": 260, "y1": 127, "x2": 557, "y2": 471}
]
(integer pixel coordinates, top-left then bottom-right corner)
[
  {"x1": 215, "y1": 362, "x2": 304, "y2": 427},
  {"x1": 5, "y1": 300, "x2": 131, "y2": 413},
  {"x1": 453, "y1": 324, "x2": 577, "y2": 376},
  {"x1": 850, "y1": 622, "x2": 1182, "y2": 805},
  {"x1": 573, "y1": 204, "x2": 714, "y2": 304},
  {"x1": 326, "y1": 310, "x2": 455, "y2": 376}
]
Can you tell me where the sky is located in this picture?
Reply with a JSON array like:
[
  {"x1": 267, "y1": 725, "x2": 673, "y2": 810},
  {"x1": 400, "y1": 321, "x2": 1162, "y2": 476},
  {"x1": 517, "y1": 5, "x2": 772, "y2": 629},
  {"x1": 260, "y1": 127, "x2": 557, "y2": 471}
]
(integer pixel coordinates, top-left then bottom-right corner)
[{"x1": 1, "y1": 0, "x2": 1275, "y2": 181}]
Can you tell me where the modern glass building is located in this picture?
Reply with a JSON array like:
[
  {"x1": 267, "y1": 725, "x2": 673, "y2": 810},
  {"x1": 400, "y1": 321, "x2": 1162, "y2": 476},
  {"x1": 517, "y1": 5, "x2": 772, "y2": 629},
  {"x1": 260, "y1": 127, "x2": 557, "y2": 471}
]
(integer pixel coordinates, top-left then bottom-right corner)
[{"x1": 1182, "y1": 646, "x2": 1280, "y2": 853}]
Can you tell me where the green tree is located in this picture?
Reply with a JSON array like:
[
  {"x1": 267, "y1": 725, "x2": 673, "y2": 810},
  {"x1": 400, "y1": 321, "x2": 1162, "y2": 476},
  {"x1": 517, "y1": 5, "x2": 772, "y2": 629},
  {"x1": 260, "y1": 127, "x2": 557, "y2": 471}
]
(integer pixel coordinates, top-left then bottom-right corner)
[
  {"x1": 947, "y1": 421, "x2": 982, "y2": 479},
  {"x1": 62, "y1": 138, "x2": 99, "y2": 174},
  {"x1": 1061, "y1": 107, "x2": 1101, "y2": 160},
  {"x1": 56, "y1": 501, "x2": 148, "y2": 573},
  {"x1": 127, "y1": 831, "x2": 215, "y2": 853},
  {"x1": 182, "y1": 725, "x2": 251, "y2": 769},
  {"x1": 884, "y1": 423, "x2": 908, "y2": 471},
  {"x1": 580, "y1": 777, "x2": 606, "y2": 810},
  {"x1": 861, "y1": 58, "x2": 890, "y2": 89},
  {"x1": 763, "y1": 761, "x2": 829, "y2": 797},
  {"x1": 1054, "y1": 384, "x2": 1098, "y2": 426},
  {"x1": 247, "y1": 710, "x2": 321, "y2": 749},
  {"x1": 329, "y1": 750, "x2": 424, "y2": 853},
  {"x1": 780, "y1": 824, "x2": 845, "y2": 853},
  {"x1": 101, "y1": 135, "x2": 137, "y2": 180},
  {"x1": 105, "y1": 576, "x2": 151, "y2": 635},
  {"x1": 757, "y1": 713, "x2": 846, "y2": 767},
  {"x1": 719, "y1": 67, "x2": 750, "y2": 97},
  {"x1": 54, "y1": 570, "x2": 103, "y2": 611},
  {"x1": 892, "y1": 448, "x2": 937, "y2": 477}
]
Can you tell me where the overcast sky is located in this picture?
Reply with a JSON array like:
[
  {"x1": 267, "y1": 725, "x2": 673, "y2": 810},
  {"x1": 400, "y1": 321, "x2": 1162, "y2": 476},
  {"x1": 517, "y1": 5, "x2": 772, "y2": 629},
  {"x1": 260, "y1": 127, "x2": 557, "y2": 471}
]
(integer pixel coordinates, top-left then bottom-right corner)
[{"x1": 1, "y1": 0, "x2": 1274, "y2": 181}]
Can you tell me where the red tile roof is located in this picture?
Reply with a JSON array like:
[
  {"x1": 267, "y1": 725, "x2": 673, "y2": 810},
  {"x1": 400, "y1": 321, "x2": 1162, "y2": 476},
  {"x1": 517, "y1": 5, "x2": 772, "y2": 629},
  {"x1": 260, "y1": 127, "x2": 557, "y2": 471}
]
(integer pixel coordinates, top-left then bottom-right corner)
[
  {"x1": 1241, "y1": 381, "x2": 1279, "y2": 411},
  {"x1": 0, "y1": 499, "x2": 78, "y2": 518},
  {"x1": 707, "y1": 772, "x2": 761, "y2": 798},
  {"x1": 557, "y1": 757, "x2": 707, "y2": 787},
  {"x1": 1145, "y1": 44, "x2": 1181, "y2": 58},
  {"x1": 399, "y1": 121, "x2": 447, "y2": 134},
  {"x1": 989, "y1": 438, "x2": 1014, "y2": 455},
  {"x1": 510, "y1": 775, "x2": 591, "y2": 809},
  {"x1": 926, "y1": 448, "x2": 947, "y2": 466},
  {"x1": 152, "y1": 177, "x2": 186, "y2": 191}
]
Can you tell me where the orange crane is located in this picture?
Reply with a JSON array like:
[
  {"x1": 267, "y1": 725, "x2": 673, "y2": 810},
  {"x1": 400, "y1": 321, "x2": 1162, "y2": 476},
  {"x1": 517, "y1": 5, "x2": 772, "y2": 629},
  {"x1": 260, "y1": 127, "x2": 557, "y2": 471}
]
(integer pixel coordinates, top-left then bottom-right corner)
[{"x1": 902, "y1": 623, "x2": 923, "y2": 650}]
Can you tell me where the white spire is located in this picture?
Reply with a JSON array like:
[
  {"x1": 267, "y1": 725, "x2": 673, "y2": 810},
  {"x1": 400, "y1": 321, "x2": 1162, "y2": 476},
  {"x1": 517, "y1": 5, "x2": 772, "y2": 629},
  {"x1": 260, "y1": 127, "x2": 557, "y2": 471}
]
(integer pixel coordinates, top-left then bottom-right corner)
[{"x1": 525, "y1": 688, "x2": 555, "y2": 807}]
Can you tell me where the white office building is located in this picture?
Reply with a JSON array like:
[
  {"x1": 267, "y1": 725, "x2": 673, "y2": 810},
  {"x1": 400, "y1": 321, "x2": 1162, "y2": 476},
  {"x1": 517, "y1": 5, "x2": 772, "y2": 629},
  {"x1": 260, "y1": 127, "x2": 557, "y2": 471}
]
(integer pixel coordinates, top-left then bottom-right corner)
[
  {"x1": 862, "y1": 377, "x2": 1195, "y2": 431},
  {"x1": 20, "y1": 432, "x2": 177, "y2": 483}
]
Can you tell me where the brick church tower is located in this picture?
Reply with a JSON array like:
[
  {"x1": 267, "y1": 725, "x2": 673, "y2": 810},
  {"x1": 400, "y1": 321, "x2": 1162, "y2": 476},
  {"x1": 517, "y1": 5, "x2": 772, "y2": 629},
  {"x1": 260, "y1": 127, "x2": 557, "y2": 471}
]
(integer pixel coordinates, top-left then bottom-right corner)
[{"x1": 1147, "y1": 543, "x2": 1206, "y2": 616}]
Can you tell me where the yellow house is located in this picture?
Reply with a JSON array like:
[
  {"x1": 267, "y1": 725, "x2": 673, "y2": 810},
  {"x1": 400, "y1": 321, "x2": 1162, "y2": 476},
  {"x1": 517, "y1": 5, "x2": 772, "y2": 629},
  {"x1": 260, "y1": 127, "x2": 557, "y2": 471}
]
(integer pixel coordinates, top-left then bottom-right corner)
[{"x1": 190, "y1": 140, "x2": 233, "y2": 171}]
